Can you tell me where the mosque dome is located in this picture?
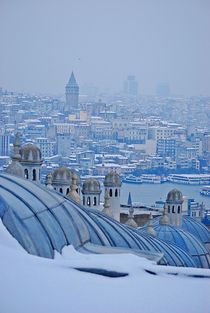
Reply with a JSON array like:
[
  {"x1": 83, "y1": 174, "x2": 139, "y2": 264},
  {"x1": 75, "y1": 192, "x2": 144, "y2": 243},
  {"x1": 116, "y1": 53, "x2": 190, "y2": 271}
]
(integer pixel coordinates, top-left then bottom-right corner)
[
  {"x1": 139, "y1": 223, "x2": 210, "y2": 268},
  {"x1": 141, "y1": 215, "x2": 210, "y2": 253},
  {"x1": 182, "y1": 216, "x2": 210, "y2": 252},
  {"x1": 104, "y1": 171, "x2": 121, "y2": 187},
  {"x1": 90, "y1": 209, "x2": 196, "y2": 268},
  {"x1": 52, "y1": 167, "x2": 72, "y2": 185},
  {"x1": 20, "y1": 143, "x2": 42, "y2": 163},
  {"x1": 6, "y1": 161, "x2": 24, "y2": 178},
  {"x1": 0, "y1": 173, "x2": 197, "y2": 268},
  {"x1": 51, "y1": 167, "x2": 80, "y2": 186},
  {"x1": 166, "y1": 189, "x2": 183, "y2": 203},
  {"x1": 82, "y1": 178, "x2": 101, "y2": 194}
]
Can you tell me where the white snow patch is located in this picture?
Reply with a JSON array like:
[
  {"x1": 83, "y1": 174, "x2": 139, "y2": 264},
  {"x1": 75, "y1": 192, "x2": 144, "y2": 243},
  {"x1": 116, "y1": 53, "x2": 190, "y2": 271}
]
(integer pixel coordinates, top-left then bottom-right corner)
[{"x1": 0, "y1": 241, "x2": 210, "y2": 313}]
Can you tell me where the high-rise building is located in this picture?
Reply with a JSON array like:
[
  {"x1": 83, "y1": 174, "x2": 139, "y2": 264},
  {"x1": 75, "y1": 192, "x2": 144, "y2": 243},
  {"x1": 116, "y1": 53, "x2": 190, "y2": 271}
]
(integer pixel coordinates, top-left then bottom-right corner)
[
  {"x1": 65, "y1": 72, "x2": 79, "y2": 113},
  {"x1": 123, "y1": 75, "x2": 138, "y2": 96},
  {"x1": 0, "y1": 133, "x2": 10, "y2": 156}
]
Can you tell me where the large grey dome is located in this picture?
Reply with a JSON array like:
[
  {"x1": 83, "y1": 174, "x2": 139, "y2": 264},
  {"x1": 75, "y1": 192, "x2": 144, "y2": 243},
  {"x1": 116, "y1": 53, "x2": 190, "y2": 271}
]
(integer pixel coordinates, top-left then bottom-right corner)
[
  {"x1": 166, "y1": 189, "x2": 183, "y2": 203},
  {"x1": 104, "y1": 171, "x2": 121, "y2": 187},
  {"x1": 20, "y1": 143, "x2": 42, "y2": 163},
  {"x1": 0, "y1": 173, "x2": 197, "y2": 267},
  {"x1": 82, "y1": 178, "x2": 101, "y2": 194}
]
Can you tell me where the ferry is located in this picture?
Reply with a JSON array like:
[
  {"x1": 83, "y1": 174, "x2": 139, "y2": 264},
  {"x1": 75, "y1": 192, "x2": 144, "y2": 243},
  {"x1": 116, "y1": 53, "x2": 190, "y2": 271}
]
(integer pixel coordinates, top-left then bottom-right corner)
[
  {"x1": 200, "y1": 186, "x2": 210, "y2": 197},
  {"x1": 167, "y1": 174, "x2": 210, "y2": 185},
  {"x1": 141, "y1": 174, "x2": 163, "y2": 184},
  {"x1": 122, "y1": 175, "x2": 142, "y2": 184}
]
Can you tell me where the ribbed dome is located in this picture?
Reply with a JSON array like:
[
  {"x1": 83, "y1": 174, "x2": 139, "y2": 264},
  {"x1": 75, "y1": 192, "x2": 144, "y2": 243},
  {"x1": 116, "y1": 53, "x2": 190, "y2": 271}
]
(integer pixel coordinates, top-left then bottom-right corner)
[
  {"x1": 143, "y1": 215, "x2": 210, "y2": 250},
  {"x1": 166, "y1": 189, "x2": 183, "y2": 203},
  {"x1": 104, "y1": 171, "x2": 121, "y2": 187},
  {"x1": 182, "y1": 216, "x2": 210, "y2": 251},
  {"x1": 20, "y1": 143, "x2": 42, "y2": 163},
  {"x1": 146, "y1": 223, "x2": 210, "y2": 268},
  {"x1": 0, "y1": 172, "x2": 198, "y2": 267},
  {"x1": 52, "y1": 167, "x2": 72, "y2": 184},
  {"x1": 82, "y1": 178, "x2": 101, "y2": 194},
  {"x1": 6, "y1": 161, "x2": 24, "y2": 178}
]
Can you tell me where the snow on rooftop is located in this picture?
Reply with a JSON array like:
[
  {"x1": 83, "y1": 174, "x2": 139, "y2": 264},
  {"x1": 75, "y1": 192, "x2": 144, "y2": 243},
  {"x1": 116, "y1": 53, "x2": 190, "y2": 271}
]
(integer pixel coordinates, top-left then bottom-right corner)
[{"x1": 0, "y1": 220, "x2": 210, "y2": 313}]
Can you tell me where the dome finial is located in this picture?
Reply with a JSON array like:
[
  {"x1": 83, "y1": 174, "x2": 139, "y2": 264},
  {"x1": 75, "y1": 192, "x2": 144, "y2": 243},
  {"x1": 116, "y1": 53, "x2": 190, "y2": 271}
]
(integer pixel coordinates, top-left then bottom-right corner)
[
  {"x1": 160, "y1": 204, "x2": 169, "y2": 225},
  {"x1": 102, "y1": 189, "x2": 114, "y2": 218},
  {"x1": 125, "y1": 200, "x2": 137, "y2": 228},
  {"x1": 147, "y1": 212, "x2": 156, "y2": 236},
  {"x1": 67, "y1": 171, "x2": 81, "y2": 203},
  {"x1": 45, "y1": 173, "x2": 53, "y2": 190}
]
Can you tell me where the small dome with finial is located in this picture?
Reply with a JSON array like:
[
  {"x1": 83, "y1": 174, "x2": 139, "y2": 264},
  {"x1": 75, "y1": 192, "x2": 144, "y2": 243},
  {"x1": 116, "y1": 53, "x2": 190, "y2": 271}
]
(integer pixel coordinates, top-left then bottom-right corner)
[
  {"x1": 82, "y1": 178, "x2": 101, "y2": 194},
  {"x1": 20, "y1": 143, "x2": 42, "y2": 163},
  {"x1": 104, "y1": 171, "x2": 121, "y2": 187},
  {"x1": 166, "y1": 189, "x2": 183, "y2": 203}
]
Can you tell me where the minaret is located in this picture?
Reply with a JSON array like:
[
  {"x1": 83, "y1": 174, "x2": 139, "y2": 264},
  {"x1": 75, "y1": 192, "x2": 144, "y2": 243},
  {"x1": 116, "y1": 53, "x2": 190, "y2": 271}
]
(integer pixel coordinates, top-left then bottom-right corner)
[
  {"x1": 104, "y1": 171, "x2": 121, "y2": 221},
  {"x1": 65, "y1": 71, "x2": 79, "y2": 113},
  {"x1": 165, "y1": 189, "x2": 183, "y2": 227}
]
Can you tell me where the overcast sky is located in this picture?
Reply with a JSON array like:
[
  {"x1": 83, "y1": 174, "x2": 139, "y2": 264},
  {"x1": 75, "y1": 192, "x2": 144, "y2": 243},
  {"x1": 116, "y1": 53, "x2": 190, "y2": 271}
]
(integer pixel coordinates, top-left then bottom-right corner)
[{"x1": 0, "y1": 0, "x2": 210, "y2": 95}]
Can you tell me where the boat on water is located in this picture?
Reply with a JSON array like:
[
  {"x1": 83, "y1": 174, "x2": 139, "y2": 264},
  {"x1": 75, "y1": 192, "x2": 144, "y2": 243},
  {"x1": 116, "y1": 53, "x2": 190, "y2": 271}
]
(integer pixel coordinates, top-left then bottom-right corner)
[
  {"x1": 122, "y1": 175, "x2": 142, "y2": 184},
  {"x1": 167, "y1": 174, "x2": 210, "y2": 185},
  {"x1": 200, "y1": 186, "x2": 210, "y2": 197},
  {"x1": 141, "y1": 174, "x2": 164, "y2": 184}
]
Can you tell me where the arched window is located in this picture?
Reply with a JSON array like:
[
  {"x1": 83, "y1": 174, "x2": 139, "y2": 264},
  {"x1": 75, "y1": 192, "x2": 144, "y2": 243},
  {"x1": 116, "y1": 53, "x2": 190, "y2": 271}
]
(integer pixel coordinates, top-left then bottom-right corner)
[
  {"x1": 87, "y1": 197, "x2": 91, "y2": 206},
  {"x1": 59, "y1": 188, "x2": 63, "y2": 194},
  {"x1": 109, "y1": 189, "x2": 112, "y2": 197},
  {"x1": 24, "y1": 169, "x2": 28, "y2": 179},
  {"x1": 168, "y1": 205, "x2": 170, "y2": 213},
  {"x1": 83, "y1": 196, "x2": 85, "y2": 205},
  {"x1": 66, "y1": 188, "x2": 69, "y2": 195},
  {"x1": 178, "y1": 206, "x2": 181, "y2": 213},
  {"x1": 172, "y1": 206, "x2": 175, "y2": 213},
  {"x1": 93, "y1": 196, "x2": 97, "y2": 206},
  {"x1": 32, "y1": 169, "x2": 36, "y2": 181},
  {"x1": 115, "y1": 189, "x2": 118, "y2": 197}
]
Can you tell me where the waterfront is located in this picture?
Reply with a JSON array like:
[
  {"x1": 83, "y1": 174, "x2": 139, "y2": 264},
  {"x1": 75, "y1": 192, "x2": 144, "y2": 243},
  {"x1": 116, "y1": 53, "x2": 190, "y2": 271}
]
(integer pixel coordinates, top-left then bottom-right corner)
[{"x1": 121, "y1": 182, "x2": 210, "y2": 208}]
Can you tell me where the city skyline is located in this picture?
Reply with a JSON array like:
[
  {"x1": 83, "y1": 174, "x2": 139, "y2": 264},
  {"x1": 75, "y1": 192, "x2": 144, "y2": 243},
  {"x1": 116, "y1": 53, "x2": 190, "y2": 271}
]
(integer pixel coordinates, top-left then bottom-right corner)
[{"x1": 0, "y1": 0, "x2": 210, "y2": 96}]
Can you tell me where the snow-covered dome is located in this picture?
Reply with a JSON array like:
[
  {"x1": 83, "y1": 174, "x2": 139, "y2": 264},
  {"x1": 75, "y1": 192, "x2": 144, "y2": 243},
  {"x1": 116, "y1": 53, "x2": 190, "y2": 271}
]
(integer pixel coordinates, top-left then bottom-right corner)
[
  {"x1": 20, "y1": 143, "x2": 42, "y2": 163},
  {"x1": 166, "y1": 189, "x2": 183, "y2": 203},
  {"x1": 82, "y1": 178, "x2": 101, "y2": 194},
  {"x1": 104, "y1": 171, "x2": 121, "y2": 187},
  {"x1": 0, "y1": 173, "x2": 198, "y2": 268}
]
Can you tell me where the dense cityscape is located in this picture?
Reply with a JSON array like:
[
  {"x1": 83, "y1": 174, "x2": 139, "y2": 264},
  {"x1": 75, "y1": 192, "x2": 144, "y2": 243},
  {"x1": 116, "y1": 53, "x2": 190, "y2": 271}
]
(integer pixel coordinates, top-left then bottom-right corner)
[
  {"x1": 1, "y1": 73, "x2": 210, "y2": 178},
  {"x1": 1, "y1": 1, "x2": 210, "y2": 313}
]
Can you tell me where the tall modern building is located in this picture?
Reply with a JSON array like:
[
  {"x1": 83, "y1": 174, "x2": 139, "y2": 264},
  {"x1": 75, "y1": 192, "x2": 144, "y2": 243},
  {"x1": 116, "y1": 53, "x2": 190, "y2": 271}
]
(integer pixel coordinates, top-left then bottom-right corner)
[
  {"x1": 0, "y1": 133, "x2": 10, "y2": 156},
  {"x1": 65, "y1": 72, "x2": 79, "y2": 113},
  {"x1": 123, "y1": 75, "x2": 138, "y2": 97}
]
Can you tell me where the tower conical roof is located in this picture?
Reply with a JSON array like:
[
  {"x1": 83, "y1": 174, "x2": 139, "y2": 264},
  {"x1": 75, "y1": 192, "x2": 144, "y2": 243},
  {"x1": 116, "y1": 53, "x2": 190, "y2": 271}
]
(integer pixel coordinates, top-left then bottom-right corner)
[{"x1": 67, "y1": 71, "x2": 78, "y2": 86}]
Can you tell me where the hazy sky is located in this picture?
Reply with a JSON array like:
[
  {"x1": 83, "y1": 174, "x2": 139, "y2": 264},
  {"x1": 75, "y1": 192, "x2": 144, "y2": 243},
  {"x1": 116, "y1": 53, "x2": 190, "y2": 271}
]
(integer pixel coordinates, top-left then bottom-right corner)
[{"x1": 0, "y1": 0, "x2": 210, "y2": 95}]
